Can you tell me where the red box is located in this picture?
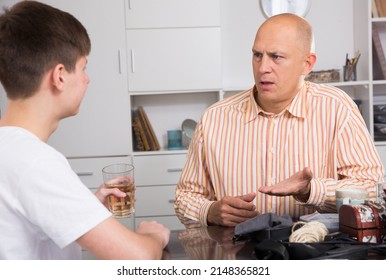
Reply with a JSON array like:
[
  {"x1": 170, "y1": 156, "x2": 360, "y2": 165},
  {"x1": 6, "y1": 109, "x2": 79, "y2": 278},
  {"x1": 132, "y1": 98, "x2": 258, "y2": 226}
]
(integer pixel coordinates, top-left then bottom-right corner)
[{"x1": 339, "y1": 203, "x2": 386, "y2": 243}]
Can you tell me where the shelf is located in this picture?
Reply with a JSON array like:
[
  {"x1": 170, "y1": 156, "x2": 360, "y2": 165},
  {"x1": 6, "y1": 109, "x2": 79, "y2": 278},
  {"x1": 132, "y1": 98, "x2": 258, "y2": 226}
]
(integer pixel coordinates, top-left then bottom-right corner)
[
  {"x1": 327, "y1": 81, "x2": 370, "y2": 87},
  {"x1": 129, "y1": 89, "x2": 221, "y2": 96},
  {"x1": 131, "y1": 91, "x2": 217, "y2": 152},
  {"x1": 133, "y1": 149, "x2": 188, "y2": 156},
  {"x1": 372, "y1": 17, "x2": 386, "y2": 22}
]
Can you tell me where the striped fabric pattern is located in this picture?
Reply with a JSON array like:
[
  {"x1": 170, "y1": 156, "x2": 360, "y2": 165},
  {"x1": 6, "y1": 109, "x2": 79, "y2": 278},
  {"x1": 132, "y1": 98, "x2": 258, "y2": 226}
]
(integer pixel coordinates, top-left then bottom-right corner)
[{"x1": 175, "y1": 82, "x2": 384, "y2": 228}]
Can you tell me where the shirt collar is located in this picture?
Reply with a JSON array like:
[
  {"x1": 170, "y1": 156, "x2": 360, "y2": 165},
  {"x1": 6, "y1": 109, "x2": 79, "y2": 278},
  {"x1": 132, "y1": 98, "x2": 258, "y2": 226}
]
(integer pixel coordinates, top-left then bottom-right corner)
[
  {"x1": 286, "y1": 82, "x2": 309, "y2": 119},
  {"x1": 247, "y1": 82, "x2": 309, "y2": 122},
  {"x1": 243, "y1": 86, "x2": 259, "y2": 123}
]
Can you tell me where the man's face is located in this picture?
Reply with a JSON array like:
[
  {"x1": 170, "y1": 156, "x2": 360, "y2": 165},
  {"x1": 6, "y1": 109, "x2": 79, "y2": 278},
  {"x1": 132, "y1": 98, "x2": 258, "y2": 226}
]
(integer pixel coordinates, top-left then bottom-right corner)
[{"x1": 252, "y1": 22, "x2": 309, "y2": 112}]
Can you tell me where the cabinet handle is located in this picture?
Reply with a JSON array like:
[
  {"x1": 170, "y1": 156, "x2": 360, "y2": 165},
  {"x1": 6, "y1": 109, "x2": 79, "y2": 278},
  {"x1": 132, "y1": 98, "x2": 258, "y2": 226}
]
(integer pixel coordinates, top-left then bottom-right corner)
[
  {"x1": 76, "y1": 172, "x2": 94, "y2": 177},
  {"x1": 130, "y1": 49, "x2": 135, "y2": 73},
  {"x1": 128, "y1": 0, "x2": 132, "y2": 9},
  {"x1": 168, "y1": 199, "x2": 176, "y2": 204},
  {"x1": 167, "y1": 168, "x2": 183, "y2": 173},
  {"x1": 117, "y1": 50, "x2": 122, "y2": 74}
]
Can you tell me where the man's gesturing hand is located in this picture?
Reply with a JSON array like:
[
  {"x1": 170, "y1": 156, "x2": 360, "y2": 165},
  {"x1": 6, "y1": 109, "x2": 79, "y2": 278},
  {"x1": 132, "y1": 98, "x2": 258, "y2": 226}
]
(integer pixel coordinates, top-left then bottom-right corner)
[{"x1": 207, "y1": 192, "x2": 259, "y2": 227}]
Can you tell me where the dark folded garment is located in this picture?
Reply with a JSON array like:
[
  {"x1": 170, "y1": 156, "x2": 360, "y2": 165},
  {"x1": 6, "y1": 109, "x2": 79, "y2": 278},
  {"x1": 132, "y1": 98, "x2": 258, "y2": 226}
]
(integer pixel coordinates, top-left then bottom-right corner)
[{"x1": 234, "y1": 213, "x2": 294, "y2": 241}]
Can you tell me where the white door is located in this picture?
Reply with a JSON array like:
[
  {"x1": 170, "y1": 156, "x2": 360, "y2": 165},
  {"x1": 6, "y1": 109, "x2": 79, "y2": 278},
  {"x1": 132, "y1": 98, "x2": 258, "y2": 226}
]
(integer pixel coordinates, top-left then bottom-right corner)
[{"x1": 126, "y1": 27, "x2": 222, "y2": 92}]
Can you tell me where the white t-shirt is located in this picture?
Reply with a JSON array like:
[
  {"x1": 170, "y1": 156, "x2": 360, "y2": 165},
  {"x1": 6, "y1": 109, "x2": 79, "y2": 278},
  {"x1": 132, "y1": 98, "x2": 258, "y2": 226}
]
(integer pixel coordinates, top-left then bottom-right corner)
[{"x1": 0, "y1": 127, "x2": 111, "y2": 259}]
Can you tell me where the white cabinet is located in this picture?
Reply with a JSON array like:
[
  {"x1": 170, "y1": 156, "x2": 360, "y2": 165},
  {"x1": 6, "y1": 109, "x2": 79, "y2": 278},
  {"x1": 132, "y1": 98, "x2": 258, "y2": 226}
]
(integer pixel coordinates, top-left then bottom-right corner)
[
  {"x1": 136, "y1": 185, "x2": 185, "y2": 231},
  {"x1": 126, "y1": 28, "x2": 222, "y2": 92},
  {"x1": 125, "y1": 0, "x2": 221, "y2": 93},
  {"x1": 132, "y1": 153, "x2": 187, "y2": 230},
  {"x1": 131, "y1": 91, "x2": 218, "y2": 151},
  {"x1": 368, "y1": 0, "x2": 386, "y2": 169},
  {"x1": 0, "y1": 0, "x2": 16, "y2": 117},
  {"x1": 136, "y1": 185, "x2": 177, "y2": 216},
  {"x1": 125, "y1": 0, "x2": 220, "y2": 28},
  {"x1": 0, "y1": 84, "x2": 6, "y2": 119},
  {"x1": 125, "y1": 0, "x2": 221, "y2": 229},
  {"x1": 372, "y1": 1, "x2": 386, "y2": 145},
  {"x1": 39, "y1": 0, "x2": 130, "y2": 158},
  {"x1": 133, "y1": 153, "x2": 187, "y2": 186}
]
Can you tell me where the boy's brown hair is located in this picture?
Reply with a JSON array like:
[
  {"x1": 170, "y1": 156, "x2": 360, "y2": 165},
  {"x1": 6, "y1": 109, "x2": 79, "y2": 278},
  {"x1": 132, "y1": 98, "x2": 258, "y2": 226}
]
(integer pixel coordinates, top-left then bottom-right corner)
[{"x1": 0, "y1": 1, "x2": 91, "y2": 99}]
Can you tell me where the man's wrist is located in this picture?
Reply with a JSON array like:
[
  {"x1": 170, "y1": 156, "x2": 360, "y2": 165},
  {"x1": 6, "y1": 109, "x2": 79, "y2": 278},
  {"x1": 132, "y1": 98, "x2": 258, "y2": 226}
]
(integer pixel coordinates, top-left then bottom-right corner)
[
  {"x1": 203, "y1": 200, "x2": 217, "y2": 226},
  {"x1": 206, "y1": 201, "x2": 218, "y2": 226},
  {"x1": 293, "y1": 182, "x2": 311, "y2": 203}
]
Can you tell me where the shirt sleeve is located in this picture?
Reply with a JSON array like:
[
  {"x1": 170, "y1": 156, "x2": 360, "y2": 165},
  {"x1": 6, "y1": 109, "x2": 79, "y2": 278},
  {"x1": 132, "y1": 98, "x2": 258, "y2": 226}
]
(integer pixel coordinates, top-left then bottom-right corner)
[
  {"x1": 299, "y1": 103, "x2": 384, "y2": 212},
  {"x1": 174, "y1": 119, "x2": 217, "y2": 227}
]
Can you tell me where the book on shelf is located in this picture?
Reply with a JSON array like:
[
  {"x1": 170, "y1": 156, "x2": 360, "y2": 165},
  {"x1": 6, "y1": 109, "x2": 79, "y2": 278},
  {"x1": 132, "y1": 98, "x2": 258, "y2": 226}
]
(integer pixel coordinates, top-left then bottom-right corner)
[
  {"x1": 138, "y1": 106, "x2": 160, "y2": 151},
  {"x1": 373, "y1": 0, "x2": 380, "y2": 17},
  {"x1": 374, "y1": 0, "x2": 386, "y2": 17},
  {"x1": 133, "y1": 111, "x2": 151, "y2": 151},
  {"x1": 132, "y1": 121, "x2": 145, "y2": 151},
  {"x1": 131, "y1": 107, "x2": 160, "y2": 151},
  {"x1": 372, "y1": 23, "x2": 386, "y2": 80}
]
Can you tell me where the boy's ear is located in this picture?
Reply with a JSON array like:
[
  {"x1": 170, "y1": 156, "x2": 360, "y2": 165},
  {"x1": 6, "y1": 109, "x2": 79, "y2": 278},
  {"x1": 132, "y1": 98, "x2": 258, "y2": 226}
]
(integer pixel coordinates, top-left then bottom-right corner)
[{"x1": 51, "y1": 64, "x2": 65, "y2": 91}]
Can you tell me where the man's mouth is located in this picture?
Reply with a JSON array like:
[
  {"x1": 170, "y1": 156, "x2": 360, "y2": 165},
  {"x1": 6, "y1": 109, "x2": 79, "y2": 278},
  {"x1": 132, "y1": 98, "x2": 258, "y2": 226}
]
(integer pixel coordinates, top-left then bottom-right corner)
[{"x1": 260, "y1": 81, "x2": 273, "y2": 85}]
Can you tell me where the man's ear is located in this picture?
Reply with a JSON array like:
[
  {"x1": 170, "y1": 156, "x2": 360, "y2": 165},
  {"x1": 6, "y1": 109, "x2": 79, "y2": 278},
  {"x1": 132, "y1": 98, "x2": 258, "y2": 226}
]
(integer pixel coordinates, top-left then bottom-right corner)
[
  {"x1": 302, "y1": 53, "x2": 317, "y2": 76},
  {"x1": 51, "y1": 64, "x2": 66, "y2": 91}
]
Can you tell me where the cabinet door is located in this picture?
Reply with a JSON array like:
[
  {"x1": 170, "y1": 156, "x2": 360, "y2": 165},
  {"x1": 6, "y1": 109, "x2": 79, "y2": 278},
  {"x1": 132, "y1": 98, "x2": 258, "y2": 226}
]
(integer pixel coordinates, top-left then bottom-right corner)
[
  {"x1": 133, "y1": 154, "x2": 186, "y2": 186},
  {"x1": 0, "y1": 0, "x2": 16, "y2": 117},
  {"x1": 127, "y1": 28, "x2": 222, "y2": 92},
  {"x1": 39, "y1": 0, "x2": 130, "y2": 158},
  {"x1": 68, "y1": 156, "x2": 132, "y2": 191},
  {"x1": 135, "y1": 185, "x2": 177, "y2": 217},
  {"x1": 125, "y1": 0, "x2": 220, "y2": 29},
  {"x1": 0, "y1": 85, "x2": 6, "y2": 119}
]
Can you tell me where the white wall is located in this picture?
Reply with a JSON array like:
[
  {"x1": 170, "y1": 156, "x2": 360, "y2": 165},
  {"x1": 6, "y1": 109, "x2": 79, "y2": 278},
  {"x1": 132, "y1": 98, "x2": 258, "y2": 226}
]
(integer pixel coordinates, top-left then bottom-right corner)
[
  {"x1": 220, "y1": 0, "x2": 355, "y2": 89},
  {"x1": 307, "y1": 0, "x2": 354, "y2": 71},
  {"x1": 220, "y1": 0, "x2": 264, "y2": 89}
]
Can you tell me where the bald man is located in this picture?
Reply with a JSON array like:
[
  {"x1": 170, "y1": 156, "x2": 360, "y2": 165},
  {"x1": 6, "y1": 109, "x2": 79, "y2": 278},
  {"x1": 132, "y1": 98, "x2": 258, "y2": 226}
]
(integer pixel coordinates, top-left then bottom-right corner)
[{"x1": 175, "y1": 13, "x2": 384, "y2": 228}]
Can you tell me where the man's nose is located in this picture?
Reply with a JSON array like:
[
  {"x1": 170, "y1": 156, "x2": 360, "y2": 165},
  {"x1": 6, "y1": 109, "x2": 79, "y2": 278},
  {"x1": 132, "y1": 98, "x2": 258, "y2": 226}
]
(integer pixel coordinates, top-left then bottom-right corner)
[{"x1": 257, "y1": 55, "x2": 271, "y2": 73}]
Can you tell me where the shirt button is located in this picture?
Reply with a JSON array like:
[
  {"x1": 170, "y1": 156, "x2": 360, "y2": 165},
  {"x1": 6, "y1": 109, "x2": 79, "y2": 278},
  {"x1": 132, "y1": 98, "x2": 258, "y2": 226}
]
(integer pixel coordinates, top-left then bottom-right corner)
[{"x1": 270, "y1": 147, "x2": 275, "y2": 153}]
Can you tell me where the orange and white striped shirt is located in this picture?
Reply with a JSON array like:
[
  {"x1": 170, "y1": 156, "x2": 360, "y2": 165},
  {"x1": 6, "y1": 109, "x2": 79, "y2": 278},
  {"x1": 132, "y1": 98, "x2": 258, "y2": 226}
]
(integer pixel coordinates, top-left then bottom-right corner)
[{"x1": 175, "y1": 82, "x2": 384, "y2": 228}]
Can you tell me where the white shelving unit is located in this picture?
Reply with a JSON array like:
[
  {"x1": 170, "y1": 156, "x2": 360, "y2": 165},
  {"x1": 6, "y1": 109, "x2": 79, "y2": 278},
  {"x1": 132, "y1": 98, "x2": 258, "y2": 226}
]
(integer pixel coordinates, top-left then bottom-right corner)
[
  {"x1": 371, "y1": 0, "x2": 386, "y2": 167},
  {"x1": 126, "y1": 0, "x2": 221, "y2": 230}
]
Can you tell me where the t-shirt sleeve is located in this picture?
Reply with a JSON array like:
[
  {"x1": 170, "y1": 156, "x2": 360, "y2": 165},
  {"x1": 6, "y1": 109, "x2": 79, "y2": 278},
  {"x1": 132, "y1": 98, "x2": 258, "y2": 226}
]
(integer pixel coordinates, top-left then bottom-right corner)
[{"x1": 15, "y1": 156, "x2": 112, "y2": 248}]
